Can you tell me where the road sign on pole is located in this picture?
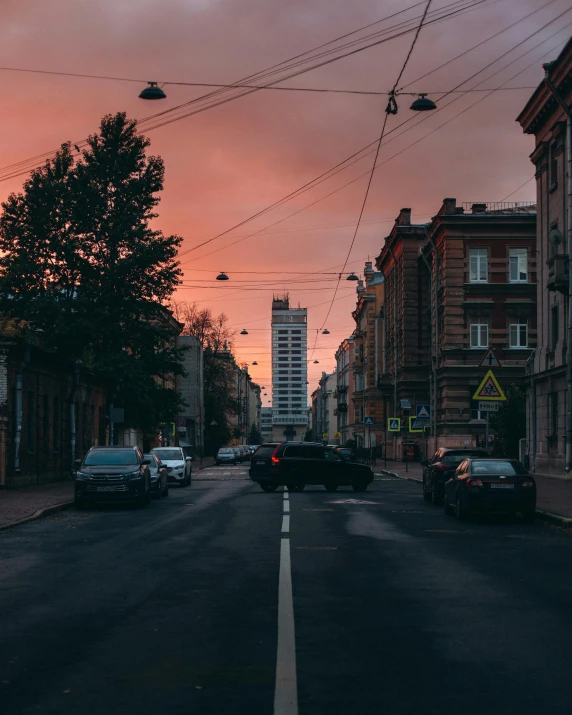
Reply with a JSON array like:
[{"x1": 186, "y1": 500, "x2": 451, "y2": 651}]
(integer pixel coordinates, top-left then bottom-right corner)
[
  {"x1": 416, "y1": 404, "x2": 431, "y2": 419},
  {"x1": 479, "y1": 347, "x2": 501, "y2": 369},
  {"x1": 479, "y1": 401, "x2": 499, "y2": 412},
  {"x1": 334, "y1": 431, "x2": 341, "y2": 439},
  {"x1": 472, "y1": 370, "x2": 506, "y2": 401},
  {"x1": 364, "y1": 416, "x2": 374, "y2": 426},
  {"x1": 409, "y1": 416, "x2": 425, "y2": 433},
  {"x1": 388, "y1": 418, "x2": 400, "y2": 432}
]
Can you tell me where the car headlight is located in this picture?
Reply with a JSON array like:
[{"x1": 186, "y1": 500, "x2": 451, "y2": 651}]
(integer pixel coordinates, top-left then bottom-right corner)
[
  {"x1": 75, "y1": 471, "x2": 90, "y2": 480},
  {"x1": 127, "y1": 470, "x2": 142, "y2": 480}
]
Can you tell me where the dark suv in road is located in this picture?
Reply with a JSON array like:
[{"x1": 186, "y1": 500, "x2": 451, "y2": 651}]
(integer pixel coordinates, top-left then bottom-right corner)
[
  {"x1": 421, "y1": 447, "x2": 488, "y2": 505},
  {"x1": 249, "y1": 442, "x2": 374, "y2": 493},
  {"x1": 74, "y1": 446, "x2": 152, "y2": 508}
]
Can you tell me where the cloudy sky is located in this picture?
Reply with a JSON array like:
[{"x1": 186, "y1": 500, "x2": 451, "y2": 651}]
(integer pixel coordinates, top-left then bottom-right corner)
[{"x1": 0, "y1": 0, "x2": 569, "y2": 402}]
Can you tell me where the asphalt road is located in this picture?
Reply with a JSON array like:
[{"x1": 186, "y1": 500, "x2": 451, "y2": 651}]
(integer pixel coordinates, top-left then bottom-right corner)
[{"x1": 2, "y1": 464, "x2": 572, "y2": 714}]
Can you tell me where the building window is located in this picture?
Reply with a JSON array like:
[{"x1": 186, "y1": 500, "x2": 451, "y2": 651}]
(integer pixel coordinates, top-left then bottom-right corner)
[
  {"x1": 53, "y1": 397, "x2": 60, "y2": 452},
  {"x1": 509, "y1": 321, "x2": 528, "y2": 348},
  {"x1": 550, "y1": 141, "x2": 558, "y2": 187},
  {"x1": 470, "y1": 323, "x2": 488, "y2": 348},
  {"x1": 27, "y1": 391, "x2": 35, "y2": 453},
  {"x1": 469, "y1": 248, "x2": 488, "y2": 283},
  {"x1": 509, "y1": 248, "x2": 528, "y2": 283},
  {"x1": 551, "y1": 305, "x2": 559, "y2": 350}
]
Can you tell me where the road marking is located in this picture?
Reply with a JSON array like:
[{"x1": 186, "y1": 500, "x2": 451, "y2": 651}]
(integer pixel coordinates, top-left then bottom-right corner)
[
  {"x1": 296, "y1": 546, "x2": 337, "y2": 551},
  {"x1": 281, "y1": 515, "x2": 290, "y2": 533},
  {"x1": 284, "y1": 501, "x2": 290, "y2": 513},
  {"x1": 283, "y1": 490, "x2": 289, "y2": 500},
  {"x1": 274, "y1": 538, "x2": 298, "y2": 715}
]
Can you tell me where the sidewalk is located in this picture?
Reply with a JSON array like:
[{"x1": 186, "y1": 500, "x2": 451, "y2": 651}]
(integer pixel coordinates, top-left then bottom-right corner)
[
  {"x1": 376, "y1": 461, "x2": 572, "y2": 524},
  {"x1": 0, "y1": 456, "x2": 217, "y2": 531}
]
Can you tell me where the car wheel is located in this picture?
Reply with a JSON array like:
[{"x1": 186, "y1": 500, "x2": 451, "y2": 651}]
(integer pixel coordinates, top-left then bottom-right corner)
[
  {"x1": 260, "y1": 483, "x2": 278, "y2": 493},
  {"x1": 455, "y1": 493, "x2": 466, "y2": 521},
  {"x1": 352, "y1": 480, "x2": 368, "y2": 492},
  {"x1": 423, "y1": 476, "x2": 431, "y2": 502},
  {"x1": 324, "y1": 482, "x2": 338, "y2": 492},
  {"x1": 521, "y1": 510, "x2": 535, "y2": 524},
  {"x1": 444, "y1": 494, "x2": 454, "y2": 516}
]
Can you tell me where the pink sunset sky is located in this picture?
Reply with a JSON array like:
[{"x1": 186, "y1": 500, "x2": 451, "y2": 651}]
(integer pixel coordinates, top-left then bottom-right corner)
[{"x1": 0, "y1": 0, "x2": 568, "y2": 405}]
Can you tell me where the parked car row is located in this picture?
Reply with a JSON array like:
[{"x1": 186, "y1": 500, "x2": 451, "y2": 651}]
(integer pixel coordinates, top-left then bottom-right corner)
[
  {"x1": 249, "y1": 442, "x2": 373, "y2": 492},
  {"x1": 74, "y1": 446, "x2": 192, "y2": 508},
  {"x1": 421, "y1": 448, "x2": 536, "y2": 522},
  {"x1": 215, "y1": 445, "x2": 258, "y2": 465}
]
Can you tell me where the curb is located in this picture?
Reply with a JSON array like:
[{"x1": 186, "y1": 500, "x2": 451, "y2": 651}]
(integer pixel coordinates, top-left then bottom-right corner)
[
  {"x1": 377, "y1": 469, "x2": 572, "y2": 528},
  {"x1": 0, "y1": 499, "x2": 74, "y2": 532}
]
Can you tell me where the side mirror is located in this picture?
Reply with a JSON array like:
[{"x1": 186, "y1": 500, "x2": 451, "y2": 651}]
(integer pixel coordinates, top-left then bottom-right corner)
[
  {"x1": 420, "y1": 460, "x2": 429, "y2": 467},
  {"x1": 74, "y1": 458, "x2": 82, "y2": 467},
  {"x1": 142, "y1": 458, "x2": 151, "y2": 465},
  {"x1": 186, "y1": 456, "x2": 192, "y2": 462}
]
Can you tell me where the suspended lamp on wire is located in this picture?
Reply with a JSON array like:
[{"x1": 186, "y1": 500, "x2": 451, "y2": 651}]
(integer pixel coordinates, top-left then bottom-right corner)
[
  {"x1": 322, "y1": 329, "x2": 330, "y2": 335},
  {"x1": 216, "y1": 272, "x2": 229, "y2": 281},
  {"x1": 346, "y1": 272, "x2": 359, "y2": 281},
  {"x1": 252, "y1": 361, "x2": 258, "y2": 365},
  {"x1": 240, "y1": 329, "x2": 248, "y2": 335},
  {"x1": 313, "y1": 360, "x2": 319, "y2": 364},
  {"x1": 139, "y1": 82, "x2": 167, "y2": 100},
  {"x1": 410, "y1": 93, "x2": 437, "y2": 111}
]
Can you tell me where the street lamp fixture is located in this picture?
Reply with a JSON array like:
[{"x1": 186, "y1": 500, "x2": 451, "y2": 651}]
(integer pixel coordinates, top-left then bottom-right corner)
[
  {"x1": 346, "y1": 272, "x2": 359, "y2": 281},
  {"x1": 216, "y1": 272, "x2": 229, "y2": 281},
  {"x1": 139, "y1": 82, "x2": 167, "y2": 100},
  {"x1": 322, "y1": 329, "x2": 330, "y2": 335},
  {"x1": 252, "y1": 361, "x2": 258, "y2": 365},
  {"x1": 240, "y1": 329, "x2": 249, "y2": 335},
  {"x1": 313, "y1": 360, "x2": 319, "y2": 364},
  {"x1": 410, "y1": 93, "x2": 437, "y2": 111}
]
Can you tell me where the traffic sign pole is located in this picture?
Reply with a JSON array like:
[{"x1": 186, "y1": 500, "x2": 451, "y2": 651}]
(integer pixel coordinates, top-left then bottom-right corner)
[{"x1": 485, "y1": 412, "x2": 489, "y2": 455}]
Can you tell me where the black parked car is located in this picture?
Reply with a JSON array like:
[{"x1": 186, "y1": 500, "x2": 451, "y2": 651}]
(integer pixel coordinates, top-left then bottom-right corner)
[
  {"x1": 421, "y1": 447, "x2": 488, "y2": 504},
  {"x1": 249, "y1": 442, "x2": 374, "y2": 493},
  {"x1": 144, "y1": 453, "x2": 169, "y2": 499},
  {"x1": 444, "y1": 458, "x2": 536, "y2": 522},
  {"x1": 74, "y1": 446, "x2": 151, "y2": 508}
]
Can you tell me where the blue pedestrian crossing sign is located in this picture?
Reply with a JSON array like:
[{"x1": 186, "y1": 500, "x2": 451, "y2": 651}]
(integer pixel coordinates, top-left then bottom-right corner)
[
  {"x1": 364, "y1": 416, "x2": 375, "y2": 426},
  {"x1": 388, "y1": 418, "x2": 400, "y2": 432},
  {"x1": 416, "y1": 404, "x2": 431, "y2": 419}
]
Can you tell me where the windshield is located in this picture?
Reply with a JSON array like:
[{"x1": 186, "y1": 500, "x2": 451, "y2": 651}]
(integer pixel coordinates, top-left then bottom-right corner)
[
  {"x1": 84, "y1": 451, "x2": 138, "y2": 466},
  {"x1": 152, "y1": 449, "x2": 183, "y2": 461},
  {"x1": 254, "y1": 445, "x2": 277, "y2": 458},
  {"x1": 471, "y1": 460, "x2": 519, "y2": 475},
  {"x1": 218, "y1": 448, "x2": 234, "y2": 454}
]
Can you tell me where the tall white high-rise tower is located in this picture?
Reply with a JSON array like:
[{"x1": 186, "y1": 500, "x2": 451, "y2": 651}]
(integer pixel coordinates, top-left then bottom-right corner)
[{"x1": 271, "y1": 295, "x2": 308, "y2": 441}]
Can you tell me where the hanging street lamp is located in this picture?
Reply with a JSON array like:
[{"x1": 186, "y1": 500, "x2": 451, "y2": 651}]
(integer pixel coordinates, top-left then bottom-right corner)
[
  {"x1": 216, "y1": 272, "x2": 229, "y2": 281},
  {"x1": 139, "y1": 82, "x2": 167, "y2": 100},
  {"x1": 346, "y1": 272, "x2": 359, "y2": 281},
  {"x1": 240, "y1": 329, "x2": 249, "y2": 335},
  {"x1": 410, "y1": 93, "x2": 437, "y2": 111}
]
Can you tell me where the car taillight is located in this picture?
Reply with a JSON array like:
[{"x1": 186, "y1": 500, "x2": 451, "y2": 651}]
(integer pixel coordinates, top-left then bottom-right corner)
[
  {"x1": 521, "y1": 480, "x2": 535, "y2": 488},
  {"x1": 271, "y1": 445, "x2": 280, "y2": 465},
  {"x1": 466, "y1": 478, "x2": 483, "y2": 488}
]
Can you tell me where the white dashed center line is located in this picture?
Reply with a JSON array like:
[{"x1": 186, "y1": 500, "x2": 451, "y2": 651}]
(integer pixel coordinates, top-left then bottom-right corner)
[{"x1": 281, "y1": 514, "x2": 290, "y2": 533}]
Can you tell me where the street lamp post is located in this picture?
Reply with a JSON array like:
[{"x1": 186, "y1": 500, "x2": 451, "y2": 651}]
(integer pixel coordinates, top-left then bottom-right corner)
[{"x1": 543, "y1": 62, "x2": 572, "y2": 472}]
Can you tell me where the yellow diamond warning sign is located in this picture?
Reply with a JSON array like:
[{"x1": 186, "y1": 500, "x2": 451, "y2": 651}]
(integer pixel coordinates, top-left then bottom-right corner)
[{"x1": 472, "y1": 370, "x2": 506, "y2": 401}]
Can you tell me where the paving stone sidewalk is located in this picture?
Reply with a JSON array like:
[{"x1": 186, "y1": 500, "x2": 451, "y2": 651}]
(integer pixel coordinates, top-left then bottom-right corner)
[{"x1": 376, "y1": 461, "x2": 572, "y2": 522}]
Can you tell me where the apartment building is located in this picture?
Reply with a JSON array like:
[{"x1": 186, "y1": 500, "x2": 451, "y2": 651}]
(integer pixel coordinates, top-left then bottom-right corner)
[{"x1": 271, "y1": 296, "x2": 308, "y2": 441}]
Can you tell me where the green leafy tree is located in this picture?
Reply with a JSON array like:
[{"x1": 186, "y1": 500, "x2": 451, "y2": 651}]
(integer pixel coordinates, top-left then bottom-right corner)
[
  {"x1": 172, "y1": 302, "x2": 239, "y2": 454},
  {"x1": 248, "y1": 423, "x2": 263, "y2": 444},
  {"x1": 303, "y1": 428, "x2": 313, "y2": 442},
  {"x1": 489, "y1": 384, "x2": 526, "y2": 458},
  {"x1": 0, "y1": 112, "x2": 183, "y2": 433}
]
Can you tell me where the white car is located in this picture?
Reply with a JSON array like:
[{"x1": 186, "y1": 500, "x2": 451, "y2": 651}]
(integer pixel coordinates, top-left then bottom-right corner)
[{"x1": 151, "y1": 447, "x2": 192, "y2": 487}]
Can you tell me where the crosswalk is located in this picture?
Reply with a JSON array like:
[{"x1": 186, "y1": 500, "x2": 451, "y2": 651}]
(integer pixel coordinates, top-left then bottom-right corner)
[{"x1": 195, "y1": 464, "x2": 251, "y2": 480}]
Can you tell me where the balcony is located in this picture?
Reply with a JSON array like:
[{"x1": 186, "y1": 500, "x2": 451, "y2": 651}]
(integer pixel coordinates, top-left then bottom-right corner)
[
  {"x1": 336, "y1": 403, "x2": 348, "y2": 413},
  {"x1": 547, "y1": 254, "x2": 568, "y2": 293},
  {"x1": 272, "y1": 414, "x2": 309, "y2": 425}
]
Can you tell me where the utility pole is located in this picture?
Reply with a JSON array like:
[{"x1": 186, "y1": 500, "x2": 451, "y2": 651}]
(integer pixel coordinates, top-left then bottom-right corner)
[{"x1": 543, "y1": 62, "x2": 572, "y2": 471}]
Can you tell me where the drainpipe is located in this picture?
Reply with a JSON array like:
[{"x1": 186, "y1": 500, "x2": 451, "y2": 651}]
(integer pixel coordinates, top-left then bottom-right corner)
[
  {"x1": 426, "y1": 233, "x2": 440, "y2": 446},
  {"x1": 527, "y1": 350, "x2": 537, "y2": 472},
  {"x1": 69, "y1": 360, "x2": 82, "y2": 473},
  {"x1": 13, "y1": 345, "x2": 31, "y2": 473},
  {"x1": 543, "y1": 63, "x2": 572, "y2": 471},
  {"x1": 419, "y1": 247, "x2": 436, "y2": 450}
]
